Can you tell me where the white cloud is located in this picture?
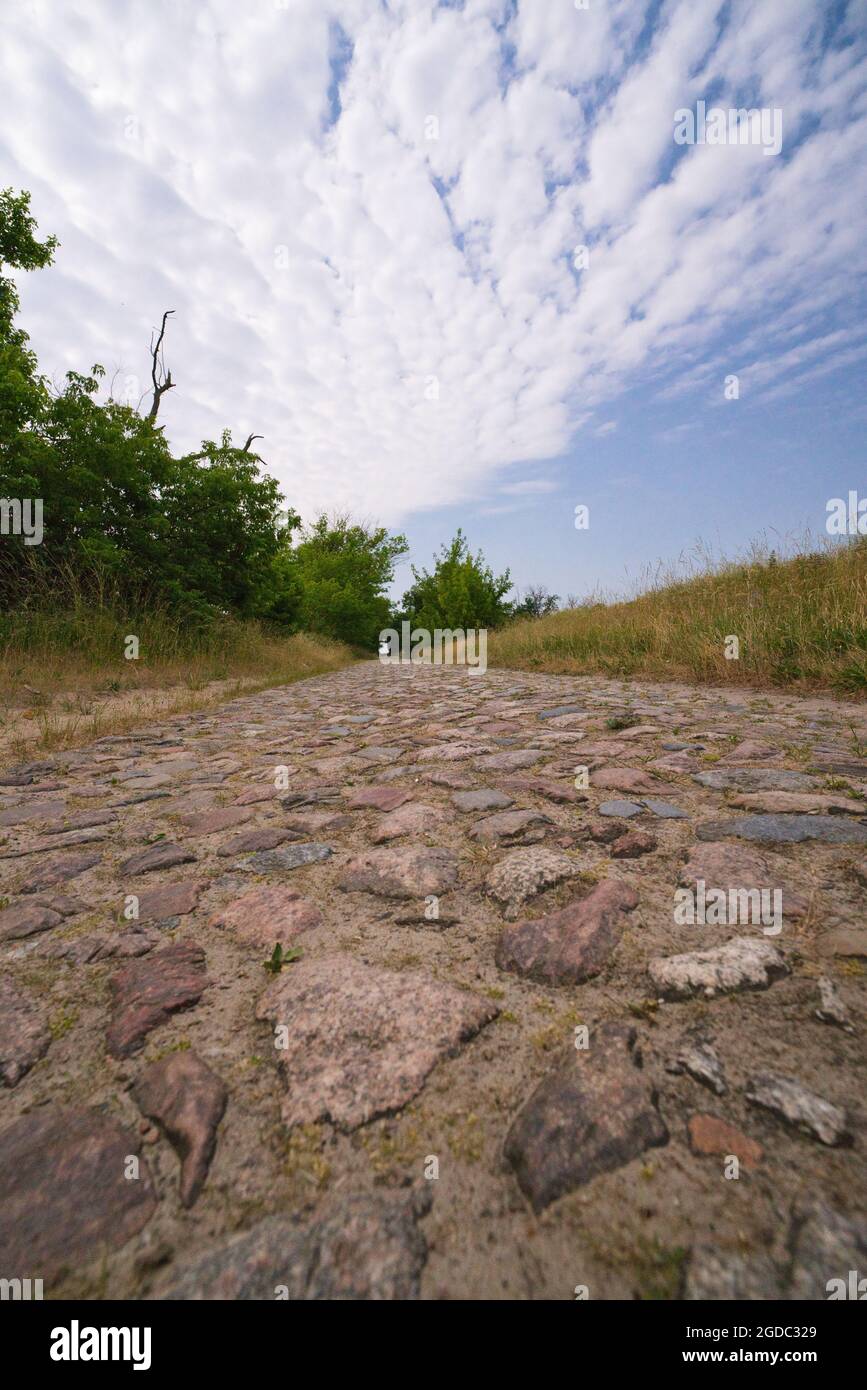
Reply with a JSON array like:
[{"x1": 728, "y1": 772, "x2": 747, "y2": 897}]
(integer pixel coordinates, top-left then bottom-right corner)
[
  {"x1": 500, "y1": 477, "x2": 558, "y2": 496},
  {"x1": 1, "y1": 0, "x2": 865, "y2": 525}
]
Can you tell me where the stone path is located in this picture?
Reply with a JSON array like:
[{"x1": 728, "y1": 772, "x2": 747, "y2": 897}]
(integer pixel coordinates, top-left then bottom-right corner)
[{"x1": 1, "y1": 662, "x2": 865, "y2": 1299}]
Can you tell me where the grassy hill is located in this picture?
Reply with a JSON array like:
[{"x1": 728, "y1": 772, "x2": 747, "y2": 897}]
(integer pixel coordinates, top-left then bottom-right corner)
[{"x1": 489, "y1": 537, "x2": 867, "y2": 696}]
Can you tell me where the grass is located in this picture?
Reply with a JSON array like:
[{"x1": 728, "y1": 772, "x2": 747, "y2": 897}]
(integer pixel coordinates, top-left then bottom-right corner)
[
  {"x1": 0, "y1": 595, "x2": 358, "y2": 758},
  {"x1": 489, "y1": 535, "x2": 867, "y2": 696}
]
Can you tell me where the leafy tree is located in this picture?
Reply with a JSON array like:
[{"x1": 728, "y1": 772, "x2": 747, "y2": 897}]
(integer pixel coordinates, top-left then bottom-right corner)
[
  {"x1": 28, "y1": 366, "x2": 173, "y2": 572},
  {"x1": 513, "y1": 585, "x2": 560, "y2": 619},
  {"x1": 161, "y1": 434, "x2": 298, "y2": 617},
  {"x1": 0, "y1": 187, "x2": 300, "y2": 623},
  {"x1": 0, "y1": 188, "x2": 57, "y2": 478},
  {"x1": 0, "y1": 186, "x2": 58, "y2": 338},
  {"x1": 290, "y1": 515, "x2": 408, "y2": 647},
  {"x1": 400, "y1": 529, "x2": 513, "y2": 630},
  {"x1": 0, "y1": 188, "x2": 415, "y2": 645}
]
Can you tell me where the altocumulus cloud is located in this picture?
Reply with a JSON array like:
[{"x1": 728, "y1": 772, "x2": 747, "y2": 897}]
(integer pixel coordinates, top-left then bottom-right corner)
[{"x1": 1, "y1": 0, "x2": 865, "y2": 523}]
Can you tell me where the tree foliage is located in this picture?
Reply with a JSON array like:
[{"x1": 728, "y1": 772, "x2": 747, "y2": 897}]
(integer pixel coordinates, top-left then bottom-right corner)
[
  {"x1": 289, "y1": 515, "x2": 408, "y2": 647},
  {"x1": 0, "y1": 190, "x2": 366, "y2": 632},
  {"x1": 513, "y1": 584, "x2": 560, "y2": 619},
  {"x1": 0, "y1": 188, "x2": 56, "y2": 468},
  {"x1": 400, "y1": 529, "x2": 513, "y2": 630}
]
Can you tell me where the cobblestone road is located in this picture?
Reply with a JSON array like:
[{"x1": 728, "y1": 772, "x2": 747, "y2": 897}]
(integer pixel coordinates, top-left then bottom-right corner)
[{"x1": 1, "y1": 661, "x2": 865, "y2": 1299}]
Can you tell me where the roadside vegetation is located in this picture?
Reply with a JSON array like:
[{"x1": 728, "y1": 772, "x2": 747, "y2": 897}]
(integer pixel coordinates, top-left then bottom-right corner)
[
  {"x1": 0, "y1": 570, "x2": 352, "y2": 758},
  {"x1": 489, "y1": 537, "x2": 867, "y2": 696},
  {"x1": 0, "y1": 188, "x2": 372, "y2": 752}
]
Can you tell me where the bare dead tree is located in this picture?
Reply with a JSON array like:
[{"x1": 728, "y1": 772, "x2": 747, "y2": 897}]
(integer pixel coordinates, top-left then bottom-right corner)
[
  {"x1": 143, "y1": 309, "x2": 265, "y2": 455},
  {"x1": 147, "y1": 309, "x2": 176, "y2": 422}
]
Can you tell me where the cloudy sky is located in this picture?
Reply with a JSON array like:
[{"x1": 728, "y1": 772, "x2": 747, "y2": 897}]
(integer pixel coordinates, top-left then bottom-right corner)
[{"x1": 2, "y1": 0, "x2": 866, "y2": 600}]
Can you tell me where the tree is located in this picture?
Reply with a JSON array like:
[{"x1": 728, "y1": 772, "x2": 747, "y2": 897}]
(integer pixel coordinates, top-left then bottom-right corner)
[
  {"x1": 27, "y1": 364, "x2": 174, "y2": 586},
  {"x1": 161, "y1": 433, "x2": 298, "y2": 617},
  {"x1": 0, "y1": 188, "x2": 57, "y2": 480},
  {"x1": 400, "y1": 529, "x2": 513, "y2": 630},
  {"x1": 0, "y1": 187, "x2": 58, "y2": 333},
  {"x1": 0, "y1": 187, "x2": 301, "y2": 623},
  {"x1": 290, "y1": 515, "x2": 408, "y2": 647},
  {"x1": 513, "y1": 585, "x2": 560, "y2": 619},
  {"x1": 0, "y1": 188, "x2": 419, "y2": 640},
  {"x1": 147, "y1": 309, "x2": 175, "y2": 422}
]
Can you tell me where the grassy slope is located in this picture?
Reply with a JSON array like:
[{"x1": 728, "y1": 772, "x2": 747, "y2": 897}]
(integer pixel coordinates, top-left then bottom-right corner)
[
  {"x1": 0, "y1": 604, "x2": 358, "y2": 757},
  {"x1": 489, "y1": 539, "x2": 867, "y2": 696}
]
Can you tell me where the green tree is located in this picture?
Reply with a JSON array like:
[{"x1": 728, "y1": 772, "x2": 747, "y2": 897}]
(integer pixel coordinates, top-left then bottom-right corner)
[
  {"x1": 0, "y1": 188, "x2": 57, "y2": 480},
  {"x1": 513, "y1": 585, "x2": 559, "y2": 619},
  {"x1": 0, "y1": 187, "x2": 301, "y2": 623},
  {"x1": 290, "y1": 514, "x2": 408, "y2": 647},
  {"x1": 32, "y1": 365, "x2": 173, "y2": 575},
  {"x1": 401, "y1": 529, "x2": 513, "y2": 630},
  {"x1": 161, "y1": 433, "x2": 299, "y2": 617}
]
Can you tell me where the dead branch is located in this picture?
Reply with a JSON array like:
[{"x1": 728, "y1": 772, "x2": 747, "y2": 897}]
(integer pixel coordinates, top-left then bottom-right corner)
[{"x1": 147, "y1": 309, "x2": 176, "y2": 422}]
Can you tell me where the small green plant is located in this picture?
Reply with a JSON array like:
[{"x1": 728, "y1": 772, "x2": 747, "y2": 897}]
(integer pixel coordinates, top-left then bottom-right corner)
[
  {"x1": 635, "y1": 1239, "x2": 689, "y2": 1300},
  {"x1": 606, "y1": 713, "x2": 636, "y2": 730},
  {"x1": 263, "y1": 943, "x2": 302, "y2": 974},
  {"x1": 847, "y1": 723, "x2": 867, "y2": 757},
  {"x1": 49, "y1": 1006, "x2": 79, "y2": 1039},
  {"x1": 146, "y1": 1037, "x2": 191, "y2": 1061},
  {"x1": 825, "y1": 775, "x2": 861, "y2": 794},
  {"x1": 628, "y1": 998, "x2": 659, "y2": 1023}
]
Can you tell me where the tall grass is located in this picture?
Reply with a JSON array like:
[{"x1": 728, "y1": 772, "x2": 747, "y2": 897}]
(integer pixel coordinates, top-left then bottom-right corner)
[
  {"x1": 0, "y1": 605, "x2": 353, "y2": 697},
  {"x1": 0, "y1": 562, "x2": 358, "y2": 755},
  {"x1": 489, "y1": 536, "x2": 867, "y2": 696}
]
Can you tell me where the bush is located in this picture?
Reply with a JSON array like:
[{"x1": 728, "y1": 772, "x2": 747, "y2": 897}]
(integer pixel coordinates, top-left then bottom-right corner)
[
  {"x1": 289, "y1": 515, "x2": 408, "y2": 648},
  {"x1": 400, "y1": 529, "x2": 513, "y2": 631}
]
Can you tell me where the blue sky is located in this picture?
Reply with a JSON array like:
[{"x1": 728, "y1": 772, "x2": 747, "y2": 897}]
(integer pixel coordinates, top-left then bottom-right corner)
[
  {"x1": 1, "y1": 0, "x2": 865, "y2": 605},
  {"x1": 395, "y1": 297, "x2": 867, "y2": 602},
  {"x1": 395, "y1": 357, "x2": 867, "y2": 603}
]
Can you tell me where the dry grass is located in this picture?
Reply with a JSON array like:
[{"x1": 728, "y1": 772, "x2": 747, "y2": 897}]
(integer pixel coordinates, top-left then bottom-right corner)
[
  {"x1": 0, "y1": 605, "x2": 358, "y2": 760},
  {"x1": 490, "y1": 536, "x2": 867, "y2": 696}
]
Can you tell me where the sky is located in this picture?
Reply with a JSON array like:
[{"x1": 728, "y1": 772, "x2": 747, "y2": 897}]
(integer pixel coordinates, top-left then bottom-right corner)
[{"x1": 1, "y1": 0, "x2": 866, "y2": 603}]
